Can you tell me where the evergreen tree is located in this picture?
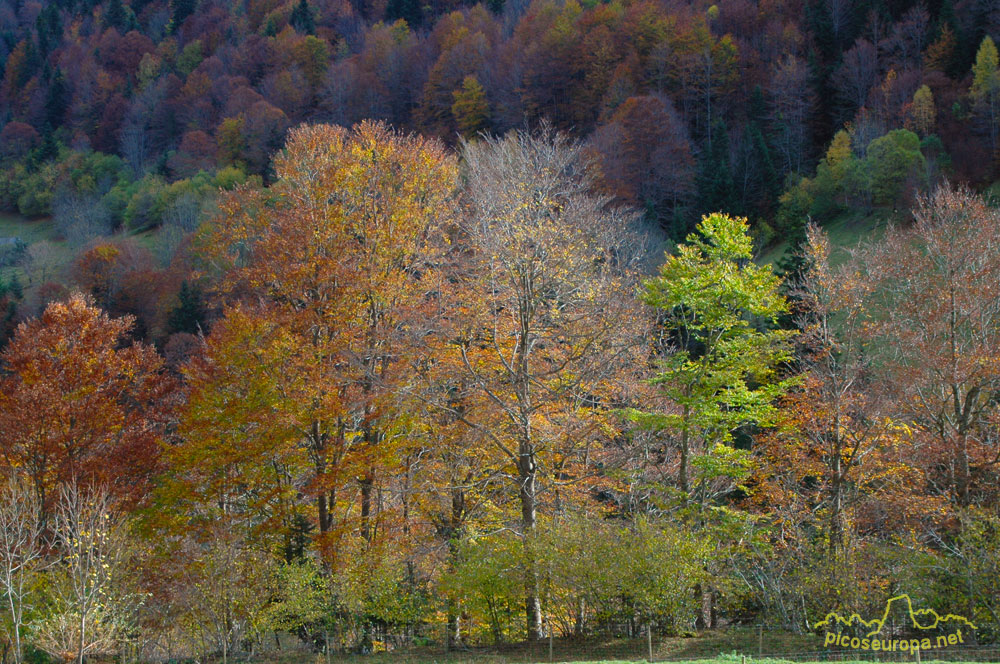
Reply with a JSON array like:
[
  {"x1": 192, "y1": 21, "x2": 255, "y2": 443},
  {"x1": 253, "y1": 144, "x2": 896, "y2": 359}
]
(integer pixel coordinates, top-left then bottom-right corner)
[
  {"x1": 104, "y1": 0, "x2": 127, "y2": 30},
  {"x1": 805, "y1": 0, "x2": 835, "y2": 60},
  {"x1": 0, "y1": 275, "x2": 22, "y2": 349},
  {"x1": 749, "y1": 124, "x2": 780, "y2": 214},
  {"x1": 45, "y1": 70, "x2": 68, "y2": 131},
  {"x1": 289, "y1": 0, "x2": 316, "y2": 34},
  {"x1": 35, "y1": 4, "x2": 63, "y2": 56},
  {"x1": 167, "y1": 281, "x2": 207, "y2": 335},
  {"x1": 170, "y1": 0, "x2": 197, "y2": 33},
  {"x1": 745, "y1": 86, "x2": 780, "y2": 216},
  {"x1": 386, "y1": 0, "x2": 422, "y2": 26},
  {"x1": 697, "y1": 120, "x2": 738, "y2": 217},
  {"x1": 30, "y1": 131, "x2": 58, "y2": 166},
  {"x1": 16, "y1": 39, "x2": 41, "y2": 89}
]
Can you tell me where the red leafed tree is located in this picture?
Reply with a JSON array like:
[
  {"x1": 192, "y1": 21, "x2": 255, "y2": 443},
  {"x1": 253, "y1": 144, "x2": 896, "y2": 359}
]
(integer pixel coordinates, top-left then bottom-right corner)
[
  {"x1": 588, "y1": 93, "x2": 695, "y2": 221},
  {"x1": 0, "y1": 122, "x2": 40, "y2": 159},
  {"x1": 856, "y1": 185, "x2": 1000, "y2": 507},
  {"x1": 0, "y1": 294, "x2": 175, "y2": 517}
]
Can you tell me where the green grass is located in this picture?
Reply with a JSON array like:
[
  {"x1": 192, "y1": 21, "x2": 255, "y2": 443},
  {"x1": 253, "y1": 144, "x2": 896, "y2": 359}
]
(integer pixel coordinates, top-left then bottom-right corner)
[
  {"x1": 254, "y1": 630, "x2": 828, "y2": 664},
  {"x1": 0, "y1": 211, "x2": 70, "y2": 288},
  {"x1": 251, "y1": 628, "x2": 1000, "y2": 664},
  {"x1": 257, "y1": 652, "x2": 996, "y2": 664},
  {"x1": 757, "y1": 209, "x2": 899, "y2": 269},
  {"x1": 0, "y1": 211, "x2": 166, "y2": 292},
  {"x1": 0, "y1": 211, "x2": 58, "y2": 243}
]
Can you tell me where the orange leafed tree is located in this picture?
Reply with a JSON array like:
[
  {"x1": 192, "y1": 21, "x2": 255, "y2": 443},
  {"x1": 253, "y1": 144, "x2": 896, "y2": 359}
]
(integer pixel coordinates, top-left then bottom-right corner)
[
  {"x1": 162, "y1": 305, "x2": 304, "y2": 545},
  {"x1": 198, "y1": 120, "x2": 458, "y2": 561},
  {"x1": 0, "y1": 294, "x2": 174, "y2": 516}
]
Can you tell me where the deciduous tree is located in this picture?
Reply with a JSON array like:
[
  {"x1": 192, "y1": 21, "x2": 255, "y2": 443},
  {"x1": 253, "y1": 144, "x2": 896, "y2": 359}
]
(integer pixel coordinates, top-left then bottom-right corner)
[
  {"x1": 628, "y1": 213, "x2": 795, "y2": 503},
  {"x1": 0, "y1": 295, "x2": 173, "y2": 516},
  {"x1": 457, "y1": 126, "x2": 647, "y2": 639},
  {"x1": 200, "y1": 121, "x2": 458, "y2": 562}
]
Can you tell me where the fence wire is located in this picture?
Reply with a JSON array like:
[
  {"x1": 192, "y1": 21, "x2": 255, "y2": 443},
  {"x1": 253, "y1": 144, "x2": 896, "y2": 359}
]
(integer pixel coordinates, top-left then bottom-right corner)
[
  {"x1": 284, "y1": 639, "x2": 1000, "y2": 664},
  {"x1": 168, "y1": 628, "x2": 1000, "y2": 663}
]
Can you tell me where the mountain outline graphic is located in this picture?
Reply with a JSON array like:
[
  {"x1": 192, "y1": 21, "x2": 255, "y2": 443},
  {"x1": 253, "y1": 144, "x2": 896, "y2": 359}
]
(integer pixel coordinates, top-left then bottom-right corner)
[{"x1": 815, "y1": 594, "x2": 977, "y2": 638}]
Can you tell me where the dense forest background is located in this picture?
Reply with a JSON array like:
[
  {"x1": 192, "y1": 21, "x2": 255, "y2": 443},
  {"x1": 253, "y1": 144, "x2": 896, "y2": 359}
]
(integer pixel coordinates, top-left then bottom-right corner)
[
  {"x1": 3, "y1": 0, "x2": 1000, "y2": 663},
  {"x1": 2, "y1": 0, "x2": 998, "y2": 245},
  {"x1": 2, "y1": 0, "x2": 1000, "y2": 335}
]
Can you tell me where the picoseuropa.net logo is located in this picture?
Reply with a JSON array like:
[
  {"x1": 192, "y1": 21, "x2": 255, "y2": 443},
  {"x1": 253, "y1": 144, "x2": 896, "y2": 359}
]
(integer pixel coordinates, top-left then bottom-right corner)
[{"x1": 817, "y1": 594, "x2": 976, "y2": 652}]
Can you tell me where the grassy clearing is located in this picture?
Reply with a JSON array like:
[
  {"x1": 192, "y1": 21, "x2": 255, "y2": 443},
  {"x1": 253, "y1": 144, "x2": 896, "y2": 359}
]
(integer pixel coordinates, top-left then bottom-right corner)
[
  {"x1": 0, "y1": 212, "x2": 69, "y2": 288},
  {"x1": 757, "y1": 210, "x2": 898, "y2": 268},
  {"x1": 0, "y1": 211, "x2": 58, "y2": 243},
  {"x1": 0, "y1": 211, "x2": 166, "y2": 293},
  {"x1": 251, "y1": 629, "x2": 1000, "y2": 664}
]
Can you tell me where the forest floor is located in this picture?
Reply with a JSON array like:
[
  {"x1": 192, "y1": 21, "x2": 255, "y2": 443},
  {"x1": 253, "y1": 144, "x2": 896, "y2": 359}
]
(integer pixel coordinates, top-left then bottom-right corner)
[
  {"x1": 248, "y1": 626, "x2": 1000, "y2": 664},
  {"x1": 258, "y1": 650, "x2": 993, "y2": 664},
  {"x1": 256, "y1": 629, "x2": 831, "y2": 664}
]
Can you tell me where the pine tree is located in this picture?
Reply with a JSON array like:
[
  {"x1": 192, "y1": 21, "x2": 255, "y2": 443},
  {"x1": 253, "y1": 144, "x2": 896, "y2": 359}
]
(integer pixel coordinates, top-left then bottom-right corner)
[
  {"x1": 104, "y1": 0, "x2": 127, "y2": 30},
  {"x1": 31, "y1": 131, "x2": 58, "y2": 166},
  {"x1": 35, "y1": 4, "x2": 63, "y2": 56},
  {"x1": 45, "y1": 70, "x2": 68, "y2": 131},
  {"x1": 697, "y1": 119, "x2": 737, "y2": 217},
  {"x1": 170, "y1": 0, "x2": 197, "y2": 33},
  {"x1": 167, "y1": 281, "x2": 207, "y2": 335},
  {"x1": 386, "y1": 0, "x2": 422, "y2": 26},
  {"x1": 289, "y1": 0, "x2": 315, "y2": 34},
  {"x1": 17, "y1": 39, "x2": 41, "y2": 89},
  {"x1": 745, "y1": 86, "x2": 780, "y2": 216},
  {"x1": 451, "y1": 76, "x2": 490, "y2": 138},
  {"x1": 0, "y1": 275, "x2": 22, "y2": 349}
]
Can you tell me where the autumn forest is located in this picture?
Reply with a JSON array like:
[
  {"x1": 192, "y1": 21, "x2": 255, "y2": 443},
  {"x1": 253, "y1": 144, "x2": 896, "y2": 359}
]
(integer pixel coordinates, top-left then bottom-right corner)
[{"x1": 2, "y1": 0, "x2": 1000, "y2": 661}]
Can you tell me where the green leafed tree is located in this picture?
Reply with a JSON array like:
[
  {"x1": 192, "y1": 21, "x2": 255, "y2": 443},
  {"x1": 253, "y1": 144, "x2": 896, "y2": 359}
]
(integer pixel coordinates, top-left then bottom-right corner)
[
  {"x1": 865, "y1": 128, "x2": 926, "y2": 206},
  {"x1": 451, "y1": 76, "x2": 490, "y2": 138},
  {"x1": 628, "y1": 213, "x2": 796, "y2": 505},
  {"x1": 971, "y1": 36, "x2": 1000, "y2": 151}
]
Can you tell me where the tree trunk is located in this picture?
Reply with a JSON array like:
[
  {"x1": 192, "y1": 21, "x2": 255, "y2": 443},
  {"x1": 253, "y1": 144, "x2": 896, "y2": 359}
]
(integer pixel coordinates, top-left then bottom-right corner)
[
  {"x1": 77, "y1": 608, "x2": 86, "y2": 664},
  {"x1": 680, "y1": 406, "x2": 690, "y2": 496},
  {"x1": 446, "y1": 602, "x2": 461, "y2": 651},
  {"x1": 444, "y1": 488, "x2": 465, "y2": 651},
  {"x1": 518, "y1": 443, "x2": 542, "y2": 641},
  {"x1": 360, "y1": 473, "x2": 373, "y2": 543},
  {"x1": 318, "y1": 493, "x2": 329, "y2": 534},
  {"x1": 7, "y1": 584, "x2": 21, "y2": 664},
  {"x1": 829, "y1": 435, "x2": 843, "y2": 554},
  {"x1": 574, "y1": 597, "x2": 585, "y2": 637}
]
